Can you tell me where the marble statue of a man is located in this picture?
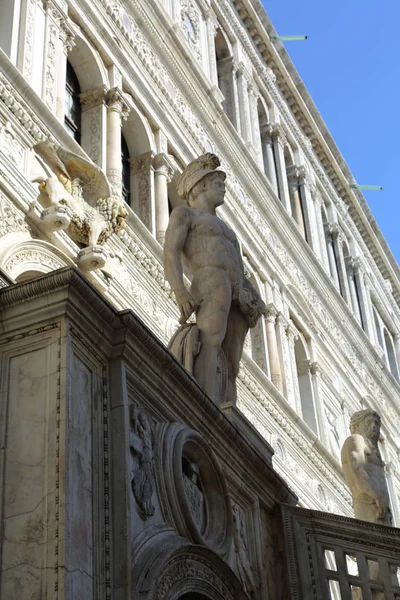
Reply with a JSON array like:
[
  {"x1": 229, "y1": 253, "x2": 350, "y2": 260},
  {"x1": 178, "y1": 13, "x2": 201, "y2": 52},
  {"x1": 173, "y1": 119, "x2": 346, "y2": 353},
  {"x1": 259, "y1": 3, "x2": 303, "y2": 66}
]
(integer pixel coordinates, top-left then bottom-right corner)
[
  {"x1": 164, "y1": 153, "x2": 265, "y2": 404},
  {"x1": 341, "y1": 409, "x2": 392, "y2": 526}
]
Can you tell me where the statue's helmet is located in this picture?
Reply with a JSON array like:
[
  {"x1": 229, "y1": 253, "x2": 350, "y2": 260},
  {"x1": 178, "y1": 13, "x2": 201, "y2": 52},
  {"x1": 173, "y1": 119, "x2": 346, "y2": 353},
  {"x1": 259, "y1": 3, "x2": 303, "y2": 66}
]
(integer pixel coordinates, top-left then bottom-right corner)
[{"x1": 176, "y1": 153, "x2": 226, "y2": 202}]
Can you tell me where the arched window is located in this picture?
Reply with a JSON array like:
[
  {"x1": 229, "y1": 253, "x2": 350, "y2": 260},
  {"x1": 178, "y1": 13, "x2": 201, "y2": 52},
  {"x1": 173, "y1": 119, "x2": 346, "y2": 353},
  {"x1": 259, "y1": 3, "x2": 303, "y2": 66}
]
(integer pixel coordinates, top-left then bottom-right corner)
[
  {"x1": 64, "y1": 61, "x2": 82, "y2": 144},
  {"x1": 121, "y1": 133, "x2": 131, "y2": 204}
]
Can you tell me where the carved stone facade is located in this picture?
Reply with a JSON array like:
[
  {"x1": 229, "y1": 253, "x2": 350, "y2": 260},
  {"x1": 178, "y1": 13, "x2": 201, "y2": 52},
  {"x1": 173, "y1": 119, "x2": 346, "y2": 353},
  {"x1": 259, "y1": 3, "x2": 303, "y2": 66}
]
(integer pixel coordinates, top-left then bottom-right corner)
[{"x1": 1, "y1": 0, "x2": 400, "y2": 597}]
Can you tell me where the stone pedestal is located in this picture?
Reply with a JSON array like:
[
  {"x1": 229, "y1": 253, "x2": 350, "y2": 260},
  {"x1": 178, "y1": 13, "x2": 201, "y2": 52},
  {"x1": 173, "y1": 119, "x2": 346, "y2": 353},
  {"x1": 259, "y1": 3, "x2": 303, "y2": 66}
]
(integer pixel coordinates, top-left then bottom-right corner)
[{"x1": 0, "y1": 268, "x2": 296, "y2": 600}]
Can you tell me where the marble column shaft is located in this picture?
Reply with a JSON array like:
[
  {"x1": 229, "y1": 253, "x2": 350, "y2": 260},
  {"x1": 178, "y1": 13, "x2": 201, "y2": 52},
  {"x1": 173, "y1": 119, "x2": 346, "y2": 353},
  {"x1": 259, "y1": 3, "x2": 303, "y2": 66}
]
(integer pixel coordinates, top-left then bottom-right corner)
[
  {"x1": 314, "y1": 196, "x2": 330, "y2": 271},
  {"x1": 270, "y1": 126, "x2": 291, "y2": 211},
  {"x1": 265, "y1": 305, "x2": 282, "y2": 391},
  {"x1": 325, "y1": 224, "x2": 341, "y2": 291},
  {"x1": 260, "y1": 125, "x2": 279, "y2": 196},
  {"x1": 106, "y1": 87, "x2": 129, "y2": 195},
  {"x1": 80, "y1": 86, "x2": 108, "y2": 170},
  {"x1": 286, "y1": 322, "x2": 302, "y2": 414},
  {"x1": 153, "y1": 153, "x2": 174, "y2": 245},
  {"x1": 236, "y1": 64, "x2": 253, "y2": 145},
  {"x1": 346, "y1": 257, "x2": 362, "y2": 324},
  {"x1": 287, "y1": 165, "x2": 306, "y2": 238},
  {"x1": 332, "y1": 228, "x2": 351, "y2": 304},
  {"x1": 130, "y1": 151, "x2": 156, "y2": 235}
]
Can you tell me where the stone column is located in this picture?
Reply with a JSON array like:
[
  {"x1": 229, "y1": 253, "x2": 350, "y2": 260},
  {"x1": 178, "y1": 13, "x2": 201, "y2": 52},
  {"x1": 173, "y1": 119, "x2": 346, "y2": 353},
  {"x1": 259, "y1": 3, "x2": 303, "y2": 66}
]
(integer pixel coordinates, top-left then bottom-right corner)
[
  {"x1": 105, "y1": 87, "x2": 130, "y2": 196},
  {"x1": 314, "y1": 195, "x2": 330, "y2": 270},
  {"x1": 205, "y1": 9, "x2": 218, "y2": 87},
  {"x1": 80, "y1": 86, "x2": 108, "y2": 171},
  {"x1": 270, "y1": 125, "x2": 291, "y2": 212},
  {"x1": 153, "y1": 153, "x2": 175, "y2": 245},
  {"x1": 332, "y1": 227, "x2": 351, "y2": 304},
  {"x1": 130, "y1": 152, "x2": 156, "y2": 235},
  {"x1": 286, "y1": 321, "x2": 302, "y2": 414},
  {"x1": 363, "y1": 273, "x2": 378, "y2": 345},
  {"x1": 310, "y1": 361, "x2": 324, "y2": 439},
  {"x1": 56, "y1": 19, "x2": 75, "y2": 121},
  {"x1": 287, "y1": 165, "x2": 306, "y2": 238},
  {"x1": 279, "y1": 318, "x2": 296, "y2": 409},
  {"x1": 346, "y1": 257, "x2": 362, "y2": 324},
  {"x1": 298, "y1": 167, "x2": 320, "y2": 252},
  {"x1": 353, "y1": 262, "x2": 372, "y2": 338},
  {"x1": 42, "y1": 1, "x2": 65, "y2": 112},
  {"x1": 248, "y1": 83, "x2": 262, "y2": 163},
  {"x1": 260, "y1": 124, "x2": 279, "y2": 196},
  {"x1": 324, "y1": 224, "x2": 341, "y2": 291},
  {"x1": 236, "y1": 63, "x2": 253, "y2": 145},
  {"x1": 217, "y1": 57, "x2": 240, "y2": 129},
  {"x1": 265, "y1": 304, "x2": 282, "y2": 391}
]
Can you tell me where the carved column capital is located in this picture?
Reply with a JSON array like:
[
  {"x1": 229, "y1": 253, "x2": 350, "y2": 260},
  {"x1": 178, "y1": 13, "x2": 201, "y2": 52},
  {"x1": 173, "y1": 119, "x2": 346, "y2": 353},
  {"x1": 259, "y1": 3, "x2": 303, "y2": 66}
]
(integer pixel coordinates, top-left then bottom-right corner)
[
  {"x1": 153, "y1": 153, "x2": 175, "y2": 181},
  {"x1": 204, "y1": 9, "x2": 219, "y2": 34},
  {"x1": 286, "y1": 164, "x2": 300, "y2": 188},
  {"x1": 59, "y1": 20, "x2": 75, "y2": 53},
  {"x1": 105, "y1": 87, "x2": 130, "y2": 119},
  {"x1": 345, "y1": 255, "x2": 355, "y2": 271},
  {"x1": 269, "y1": 123, "x2": 286, "y2": 147},
  {"x1": 297, "y1": 359, "x2": 311, "y2": 376},
  {"x1": 353, "y1": 257, "x2": 362, "y2": 273},
  {"x1": 265, "y1": 303, "x2": 279, "y2": 323},
  {"x1": 310, "y1": 361, "x2": 320, "y2": 376},
  {"x1": 297, "y1": 165, "x2": 308, "y2": 186},
  {"x1": 80, "y1": 86, "x2": 108, "y2": 112},
  {"x1": 385, "y1": 461, "x2": 397, "y2": 475},
  {"x1": 129, "y1": 151, "x2": 156, "y2": 173},
  {"x1": 286, "y1": 321, "x2": 299, "y2": 343}
]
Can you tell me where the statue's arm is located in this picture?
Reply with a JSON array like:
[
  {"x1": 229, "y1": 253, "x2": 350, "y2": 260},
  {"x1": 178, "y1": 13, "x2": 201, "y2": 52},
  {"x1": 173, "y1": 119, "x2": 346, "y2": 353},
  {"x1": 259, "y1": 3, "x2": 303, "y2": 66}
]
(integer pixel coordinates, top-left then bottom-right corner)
[{"x1": 164, "y1": 207, "x2": 197, "y2": 323}]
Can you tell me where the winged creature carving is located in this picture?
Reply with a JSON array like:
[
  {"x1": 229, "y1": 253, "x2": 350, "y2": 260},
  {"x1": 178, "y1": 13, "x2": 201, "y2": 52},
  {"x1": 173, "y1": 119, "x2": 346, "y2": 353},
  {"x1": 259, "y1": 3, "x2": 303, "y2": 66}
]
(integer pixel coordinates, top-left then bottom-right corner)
[{"x1": 32, "y1": 141, "x2": 128, "y2": 246}]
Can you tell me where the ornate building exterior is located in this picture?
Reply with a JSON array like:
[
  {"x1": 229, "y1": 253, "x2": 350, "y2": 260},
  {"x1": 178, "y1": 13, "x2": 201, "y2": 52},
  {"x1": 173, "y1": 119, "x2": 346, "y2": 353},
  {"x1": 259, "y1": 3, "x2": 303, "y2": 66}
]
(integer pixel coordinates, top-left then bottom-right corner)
[{"x1": 1, "y1": 0, "x2": 400, "y2": 598}]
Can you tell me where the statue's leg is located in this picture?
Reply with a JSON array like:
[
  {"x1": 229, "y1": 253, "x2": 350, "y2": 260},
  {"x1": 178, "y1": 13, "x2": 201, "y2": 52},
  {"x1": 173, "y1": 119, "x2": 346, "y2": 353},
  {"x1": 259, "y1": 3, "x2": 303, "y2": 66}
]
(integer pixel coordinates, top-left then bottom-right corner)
[
  {"x1": 222, "y1": 304, "x2": 249, "y2": 405},
  {"x1": 192, "y1": 269, "x2": 231, "y2": 401}
]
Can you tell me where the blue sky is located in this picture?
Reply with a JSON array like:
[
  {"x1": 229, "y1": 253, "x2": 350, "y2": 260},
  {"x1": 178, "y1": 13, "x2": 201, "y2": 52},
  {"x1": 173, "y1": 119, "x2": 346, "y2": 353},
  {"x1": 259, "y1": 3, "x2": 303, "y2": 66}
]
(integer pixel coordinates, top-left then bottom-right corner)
[{"x1": 261, "y1": 0, "x2": 400, "y2": 267}]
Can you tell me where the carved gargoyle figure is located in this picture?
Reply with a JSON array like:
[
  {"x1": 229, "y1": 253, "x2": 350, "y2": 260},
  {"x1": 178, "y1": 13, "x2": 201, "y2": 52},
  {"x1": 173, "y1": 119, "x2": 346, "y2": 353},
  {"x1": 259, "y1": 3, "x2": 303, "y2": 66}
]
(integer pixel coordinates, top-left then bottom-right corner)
[
  {"x1": 164, "y1": 153, "x2": 265, "y2": 404},
  {"x1": 341, "y1": 409, "x2": 392, "y2": 526},
  {"x1": 32, "y1": 141, "x2": 128, "y2": 246},
  {"x1": 129, "y1": 405, "x2": 155, "y2": 519}
]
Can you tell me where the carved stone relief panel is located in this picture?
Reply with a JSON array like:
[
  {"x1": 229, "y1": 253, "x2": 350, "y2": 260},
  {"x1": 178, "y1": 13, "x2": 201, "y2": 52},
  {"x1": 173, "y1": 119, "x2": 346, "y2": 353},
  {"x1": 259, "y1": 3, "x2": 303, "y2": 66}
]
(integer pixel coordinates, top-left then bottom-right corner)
[
  {"x1": 0, "y1": 192, "x2": 29, "y2": 238},
  {"x1": 155, "y1": 423, "x2": 233, "y2": 556},
  {"x1": 180, "y1": 0, "x2": 201, "y2": 62},
  {"x1": 129, "y1": 404, "x2": 156, "y2": 519},
  {"x1": 232, "y1": 503, "x2": 258, "y2": 597}
]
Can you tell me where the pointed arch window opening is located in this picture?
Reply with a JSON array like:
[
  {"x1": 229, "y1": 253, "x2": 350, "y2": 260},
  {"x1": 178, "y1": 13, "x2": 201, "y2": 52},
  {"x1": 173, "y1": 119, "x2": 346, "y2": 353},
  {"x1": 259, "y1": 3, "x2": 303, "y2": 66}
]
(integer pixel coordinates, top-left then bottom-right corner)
[{"x1": 64, "y1": 60, "x2": 82, "y2": 144}]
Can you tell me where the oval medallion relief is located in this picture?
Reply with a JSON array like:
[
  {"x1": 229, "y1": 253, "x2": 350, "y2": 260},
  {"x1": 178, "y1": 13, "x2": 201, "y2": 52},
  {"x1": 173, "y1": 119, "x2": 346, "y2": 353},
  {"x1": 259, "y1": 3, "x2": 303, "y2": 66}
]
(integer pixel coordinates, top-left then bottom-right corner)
[{"x1": 156, "y1": 423, "x2": 233, "y2": 556}]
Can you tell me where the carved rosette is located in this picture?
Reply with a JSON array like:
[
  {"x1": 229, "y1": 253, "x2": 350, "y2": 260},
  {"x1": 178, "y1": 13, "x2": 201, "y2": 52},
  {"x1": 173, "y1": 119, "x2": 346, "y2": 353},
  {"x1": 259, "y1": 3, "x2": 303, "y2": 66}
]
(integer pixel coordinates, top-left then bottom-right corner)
[{"x1": 155, "y1": 423, "x2": 233, "y2": 556}]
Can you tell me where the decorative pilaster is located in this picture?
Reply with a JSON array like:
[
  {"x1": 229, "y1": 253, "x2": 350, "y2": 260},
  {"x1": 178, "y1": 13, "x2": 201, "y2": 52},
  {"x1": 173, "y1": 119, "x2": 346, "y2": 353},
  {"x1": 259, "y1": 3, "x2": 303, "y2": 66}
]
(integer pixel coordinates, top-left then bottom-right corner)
[
  {"x1": 324, "y1": 223, "x2": 341, "y2": 291},
  {"x1": 287, "y1": 165, "x2": 306, "y2": 238},
  {"x1": 20, "y1": 0, "x2": 46, "y2": 95},
  {"x1": 43, "y1": 1, "x2": 67, "y2": 112},
  {"x1": 56, "y1": 19, "x2": 75, "y2": 120},
  {"x1": 217, "y1": 57, "x2": 240, "y2": 129},
  {"x1": 105, "y1": 87, "x2": 130, "y2": 195},
  {"x1": 205, "y1": 9, "x2": 218, "y2": 86},
  {"x1": 236, "y1": 63, "x2": 253, "y2": 145},
  {"x1": 153, "y1": 153, "x2": 175, "y2": 245},
  {"x1": 298, "y1": 167, "x2": 320, "y2": 252},
  {"x1": 346, "y1": 256, "x2": 362, "y2": 324},
  {"x1": 286, "y1": 321, "x2": 302, "y2": 414},
  {"x1": 264, "y1": 304, "x2": 282, "y2": 391},
  {"x1": 277, "y1": 318, "x2": 296, "y2": 408},
  {"x1": 80, "y1": 86, "x2": 108, "y2": 170},
  {"x1": 130, "y1": 151, "x2": 156, "y2": 235},
  {"x1": 270, "y1": 124, "x2": 291, "y2": 211},
  {"x1": 260, "y1": 124, "x2": 279, "y2": 196}
]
